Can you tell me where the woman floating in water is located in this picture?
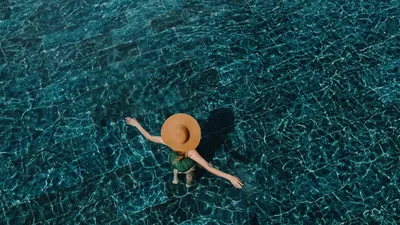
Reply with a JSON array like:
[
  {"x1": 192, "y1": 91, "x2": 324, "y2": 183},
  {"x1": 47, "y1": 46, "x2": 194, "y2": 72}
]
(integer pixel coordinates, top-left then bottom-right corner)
[{"x1": 125, "y1": 113, "x2": 244, "y2": 189}]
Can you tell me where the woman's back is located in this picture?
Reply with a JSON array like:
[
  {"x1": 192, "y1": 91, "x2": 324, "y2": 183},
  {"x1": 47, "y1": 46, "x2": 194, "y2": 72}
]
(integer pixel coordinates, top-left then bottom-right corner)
[{"x1": 169, "y1": 151, "x2": 196, "y2": 173}]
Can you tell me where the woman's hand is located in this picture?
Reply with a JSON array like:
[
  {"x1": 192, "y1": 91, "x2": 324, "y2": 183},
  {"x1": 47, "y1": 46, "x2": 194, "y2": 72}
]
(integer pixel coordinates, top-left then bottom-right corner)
[
  {"x1": 228, "y1": 175, "x2": 244, "y2": 189},
  {"x1": 125, "y1": 117, "x2": 139, "y2": 127}
]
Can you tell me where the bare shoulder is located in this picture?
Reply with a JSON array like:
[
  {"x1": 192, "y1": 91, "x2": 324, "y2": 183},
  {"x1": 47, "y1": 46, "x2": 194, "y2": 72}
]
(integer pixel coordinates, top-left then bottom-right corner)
[
  {"x1": 187, "y1": 149, "x2": 210, "y2": 168},
  {"x1": 187, "y1": 149, "x2": 198, "y2": 157}
]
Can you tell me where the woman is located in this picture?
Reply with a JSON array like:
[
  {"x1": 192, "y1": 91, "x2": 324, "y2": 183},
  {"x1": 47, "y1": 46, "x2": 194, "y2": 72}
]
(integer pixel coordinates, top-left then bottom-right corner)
[{"x1": 125, "y1": 113, "x2": 244, "y2": 189}]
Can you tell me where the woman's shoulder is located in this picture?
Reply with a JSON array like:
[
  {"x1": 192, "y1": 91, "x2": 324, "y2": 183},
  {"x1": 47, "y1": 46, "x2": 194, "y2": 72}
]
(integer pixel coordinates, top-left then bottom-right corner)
[{"x1": 186, "y1": 149, "x2": 198, "y2": 157}]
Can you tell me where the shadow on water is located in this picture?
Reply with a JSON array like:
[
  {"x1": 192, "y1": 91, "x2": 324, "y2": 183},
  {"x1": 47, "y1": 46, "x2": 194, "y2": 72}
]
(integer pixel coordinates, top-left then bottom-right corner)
[
  {"x1": 194, "y1": 108, "x2": 235, "y2": 181},
  {"x1": 250, "y1": 213, "x2": 259, "y2": 225}
]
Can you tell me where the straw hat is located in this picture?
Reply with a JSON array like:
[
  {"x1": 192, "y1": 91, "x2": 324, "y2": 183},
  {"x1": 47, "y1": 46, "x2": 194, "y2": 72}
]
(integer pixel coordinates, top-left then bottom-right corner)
[{"x1": 161, "y1": 113, "x2": 201, "y2": 152}]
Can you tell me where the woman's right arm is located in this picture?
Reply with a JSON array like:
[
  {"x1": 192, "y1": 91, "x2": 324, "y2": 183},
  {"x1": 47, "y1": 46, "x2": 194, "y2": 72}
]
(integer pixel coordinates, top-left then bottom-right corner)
[{"x1": 188, "y1": 150, "x2": 244, "y2": 189}]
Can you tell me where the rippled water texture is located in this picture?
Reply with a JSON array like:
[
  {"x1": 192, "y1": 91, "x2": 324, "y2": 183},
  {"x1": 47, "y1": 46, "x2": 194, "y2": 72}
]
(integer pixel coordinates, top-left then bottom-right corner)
[{"x1": 1, "y1": 0, "x2": 399, "y2": 224}]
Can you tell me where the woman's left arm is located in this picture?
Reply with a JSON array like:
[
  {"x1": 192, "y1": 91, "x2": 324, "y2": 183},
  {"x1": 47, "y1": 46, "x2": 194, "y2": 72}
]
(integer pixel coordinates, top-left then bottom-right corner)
[{"x1": 125, "y1": 117, "x2": 165, "y2": 144}]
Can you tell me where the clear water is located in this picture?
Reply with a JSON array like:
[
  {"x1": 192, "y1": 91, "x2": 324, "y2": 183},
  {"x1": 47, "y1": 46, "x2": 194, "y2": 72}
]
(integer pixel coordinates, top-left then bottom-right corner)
[{"x1": 1, "y1": 0, "x2": 399, "y2": 224}]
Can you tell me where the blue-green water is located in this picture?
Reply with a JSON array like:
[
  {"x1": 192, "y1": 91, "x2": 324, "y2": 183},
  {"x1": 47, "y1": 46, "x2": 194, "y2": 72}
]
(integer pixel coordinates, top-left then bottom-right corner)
[{"x1": 1, "y1": 0, "x2": 399, "y2": 224}]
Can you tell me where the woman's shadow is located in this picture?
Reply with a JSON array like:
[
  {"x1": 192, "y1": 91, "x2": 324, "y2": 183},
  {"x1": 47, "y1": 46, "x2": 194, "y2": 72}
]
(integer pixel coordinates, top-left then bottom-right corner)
[{"x1": 194, "y1": 108, "x2": 235, "y2": 181}]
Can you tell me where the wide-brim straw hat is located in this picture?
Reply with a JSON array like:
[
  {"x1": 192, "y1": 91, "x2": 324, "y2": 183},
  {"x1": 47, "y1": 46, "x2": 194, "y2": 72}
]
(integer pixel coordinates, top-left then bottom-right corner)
[{"x1": 161, "y1": 113, "x2": 201, "y2": 152}]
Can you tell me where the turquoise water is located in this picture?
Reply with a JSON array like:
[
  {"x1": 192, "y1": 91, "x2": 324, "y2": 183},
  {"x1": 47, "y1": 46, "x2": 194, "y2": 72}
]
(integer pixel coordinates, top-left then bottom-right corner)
[{"x1": 1, "y1": 0, "x2": 399, "y2": 224}]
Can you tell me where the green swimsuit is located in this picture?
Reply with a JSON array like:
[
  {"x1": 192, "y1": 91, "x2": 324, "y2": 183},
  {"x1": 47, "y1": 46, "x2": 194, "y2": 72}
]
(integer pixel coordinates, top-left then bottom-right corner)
[{"x1": 169, "y1": 151, "x2": 196, "y2": 172}]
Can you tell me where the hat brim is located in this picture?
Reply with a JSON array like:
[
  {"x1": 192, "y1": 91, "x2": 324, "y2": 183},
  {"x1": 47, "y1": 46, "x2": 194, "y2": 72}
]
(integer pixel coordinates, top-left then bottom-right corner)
[{"x1": 161, "y1": 114, "x2": 201, "y2": 152}]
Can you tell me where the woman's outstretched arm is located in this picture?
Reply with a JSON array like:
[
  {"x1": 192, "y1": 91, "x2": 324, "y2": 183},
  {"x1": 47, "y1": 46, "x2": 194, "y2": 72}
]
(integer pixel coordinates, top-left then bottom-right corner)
[
  {"x1": 125, "y1": 117, "x2": 165, "y2": 144},
  {"x1": 188, "y1": 149, "x2": 244, "y2": 189}
]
